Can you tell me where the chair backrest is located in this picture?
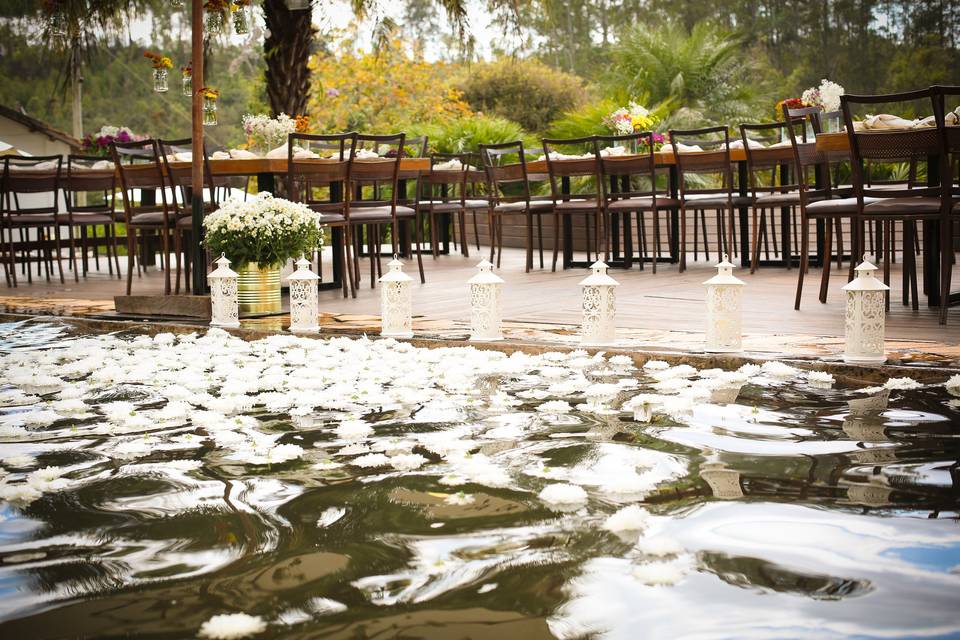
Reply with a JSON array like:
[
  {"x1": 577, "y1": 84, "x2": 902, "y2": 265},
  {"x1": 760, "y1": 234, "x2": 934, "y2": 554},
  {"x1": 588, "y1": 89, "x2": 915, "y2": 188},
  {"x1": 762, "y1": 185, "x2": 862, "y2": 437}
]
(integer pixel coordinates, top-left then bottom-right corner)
[
  {"x1": 932, "y1": 85, "x2": 960, "y2": 188},
  {"x1": 421, "y1": 152, "x2": 469, "y2": 204},
  {"x1": 739, "y1": 121, "x2": 802, "y2": 197},
  {"x1": 64, "y1": 154, "x2": 116, "y2": 215},
  {"x1": 110, "y1": 138, "x2": 170, "y2": 223},
  {"x1": 158, "y1": 137, "x2": 218, "y2": 214},
  {"x1": 350, "y1": 133, "x2": 405, "y2": 207},
  {"x1": 480, "y1": 140, "x2": 533, "y2": 204},
  {"x1": 541, "y1": 136, "x2": 600, "y2": 203},
  {"x1": 780, "y1": 116, "x2": 835, "y2": 204},
  {"x1": 3, "y1": 154, "x2": 62, "y2": 215},
  {"x1": 840, "y1": 89, "x2": 942, "y2": 201},
  {"x1": 668, "y1": 125, "x2": 733, "y2": 197},
  {"x1": 595, "y1": 132, "x2": 663, "y2": 203},
  {"x1": 287, "y1": 132, "x2": 356, "y2": 213}
]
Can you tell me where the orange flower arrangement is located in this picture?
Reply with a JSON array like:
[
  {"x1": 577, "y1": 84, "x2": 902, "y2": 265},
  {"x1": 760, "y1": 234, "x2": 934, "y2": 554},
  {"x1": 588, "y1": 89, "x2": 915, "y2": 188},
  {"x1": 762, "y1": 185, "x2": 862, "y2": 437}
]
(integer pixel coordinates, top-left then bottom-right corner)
[
  {"x1": 143, "y1": 50, "x2": 173, "y2": 70},
  {"x1": 294, "y1": 115, "x2": 311, "y2": 133}
]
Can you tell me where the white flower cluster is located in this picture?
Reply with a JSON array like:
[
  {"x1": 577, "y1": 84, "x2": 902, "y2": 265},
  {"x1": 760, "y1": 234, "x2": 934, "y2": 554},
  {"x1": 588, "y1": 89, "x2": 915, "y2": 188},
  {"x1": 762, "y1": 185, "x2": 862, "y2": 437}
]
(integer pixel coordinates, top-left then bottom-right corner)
[
  {"x1": 802, "y1": 78, "x2": 845, "y2": 113},
  {"x1": 203, "y1": 191, "x2": 321, "y2": 241},
  {"x1": 242, "y1": 113, "x2": 297, "y2": 150},
  {"x1": 94, "y1": 125, "x2": 136, "y2": 139}
]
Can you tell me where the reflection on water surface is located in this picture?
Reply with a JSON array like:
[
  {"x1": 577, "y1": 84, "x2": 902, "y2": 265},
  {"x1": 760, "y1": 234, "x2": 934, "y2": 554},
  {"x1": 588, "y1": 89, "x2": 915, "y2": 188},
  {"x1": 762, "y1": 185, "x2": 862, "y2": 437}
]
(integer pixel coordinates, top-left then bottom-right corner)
[{"x1": 0, "y1": 319, "x2": 957, "y2": 639}]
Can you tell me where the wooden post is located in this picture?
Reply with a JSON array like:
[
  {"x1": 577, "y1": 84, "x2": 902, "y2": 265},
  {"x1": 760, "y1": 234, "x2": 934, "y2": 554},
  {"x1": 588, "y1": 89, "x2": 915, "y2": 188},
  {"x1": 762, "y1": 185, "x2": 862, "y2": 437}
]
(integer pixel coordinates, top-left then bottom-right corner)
[{"x1": 190, "y1": 0, "x2": 207, "y2": 295}]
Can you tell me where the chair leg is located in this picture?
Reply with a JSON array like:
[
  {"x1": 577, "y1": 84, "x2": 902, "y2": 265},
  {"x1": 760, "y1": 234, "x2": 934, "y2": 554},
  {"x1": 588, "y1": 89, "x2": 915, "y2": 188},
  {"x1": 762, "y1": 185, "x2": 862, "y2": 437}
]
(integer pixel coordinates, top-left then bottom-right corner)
[
  {"x1": 638, "y1": 211, "x2": 646, "y2": 271},
  {"x1": 819, "y1": 218, "x2": 833, "y2": 304},
  {"x1": 67, "y1": 221, "x2": 79, "y2": 282},
  {"x1": 430, "y1": 212, "x2": 439, "y2": 259},
  {"x1": 882, "y1": 220, "x2": 891, "y2": 312},
  {"x1": 414, "y1": 217, "x2": 425, "y2": 284},
  {"x1": 795, "y1": 214, "x2": 810, "y2": 310},
  {"x1": 939, "y1": 216, "x2": 952, "y2": 325},
  {"x1": 835, "y1": 217, "x2": 844, "y2": 269},
  {"x1": 342, "y1": 225, "x2": 355, "y2": 299},
  {"x1": 126, "y1": 229, "x2": 136, "y2": 295},
  {"x1": 473, "y1": 212, "x2": 480, "y2": 251},
  {"x1": 488, "y1": 210, "x2": 496, "y2": 263},
  {"x1": 110, "y1": 224, "x2": 121, "y2": 280},
  {"x1": 623, "y1": 211, "x2": 633, "y2": 269},
  {"x1": 584, "y1": 214, "x2": 591, "y2": 263},
  {"x1": 679, "y1": 207, "x2": 687, "y2": 272},
  {"x1": 551, "y1": 212, "x2": 561, "y2": 272},
  {"x1": 525, "y1": 210, "x2": 533, "y2": 273},
  {"x1": 459, "y1": 212, "x2": 469, "y2": 258},
  {"x1": 52, "y1": 223, "x2": 65, "y2": 284},
  {"x1": 496, "y1": 215, "x2": 504, "y2": 268},
  {"x1": 652, "y1": 211, "x2": 659, "y2": 274},
  {"x1": 750, "y1": 208, "x2": 761, "y2": 274},
  {"x1": 174, "y1": 230, "x2": 183, "y2": 295},
  {"x1": 537, "y1": 212, "x2": 544, "y2": 269},
  {"x1": 693, "y1": 208, "x2": 700, "y2": 262}
]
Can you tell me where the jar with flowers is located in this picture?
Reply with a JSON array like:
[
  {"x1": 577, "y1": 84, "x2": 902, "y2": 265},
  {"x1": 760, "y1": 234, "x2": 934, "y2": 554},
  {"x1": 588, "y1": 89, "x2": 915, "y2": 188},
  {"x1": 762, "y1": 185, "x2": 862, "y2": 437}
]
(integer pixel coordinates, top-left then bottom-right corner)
[
  {"x1": 144, "y1": 50, "x2": 173, "y2": 92},
  {"x1": 204, "y1": 0, "x2": 229, "y2": 34},
  {"x1": 603, "y1": 101, "x2": 660, "y2": 153},
  {"x1": 181, "y1": 63, "x2": 192, "y2": 96},
  {"x1": 203, "y1": 88, "x2": 220, "y2": 126},
  {"x1": 232, "y1": 0, "x2": 251, "y2": 34}
]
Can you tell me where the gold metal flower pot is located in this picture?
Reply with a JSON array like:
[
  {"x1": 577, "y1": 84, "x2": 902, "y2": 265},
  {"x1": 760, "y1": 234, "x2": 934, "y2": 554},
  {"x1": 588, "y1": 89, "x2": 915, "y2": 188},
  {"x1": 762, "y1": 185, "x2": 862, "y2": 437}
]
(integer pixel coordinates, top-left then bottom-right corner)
[{"x1": 236, "y1": 263, "x2": 282, "y2": 315}]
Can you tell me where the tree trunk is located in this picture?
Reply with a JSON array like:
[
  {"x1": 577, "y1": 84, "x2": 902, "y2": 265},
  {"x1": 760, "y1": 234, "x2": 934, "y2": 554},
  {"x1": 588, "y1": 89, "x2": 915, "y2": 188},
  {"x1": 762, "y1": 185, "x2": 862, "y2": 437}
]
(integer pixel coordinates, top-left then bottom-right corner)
[{"x1": 262, "y1": 0, "x2": 316, "y2": 117}]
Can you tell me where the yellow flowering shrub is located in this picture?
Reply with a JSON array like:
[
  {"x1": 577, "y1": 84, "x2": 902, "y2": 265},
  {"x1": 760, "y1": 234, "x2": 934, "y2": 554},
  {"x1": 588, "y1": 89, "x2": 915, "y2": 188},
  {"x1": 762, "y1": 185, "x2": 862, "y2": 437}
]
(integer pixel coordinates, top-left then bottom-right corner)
[{"x1": 307, "y1": 35, "x2": 472, "y2": 133}]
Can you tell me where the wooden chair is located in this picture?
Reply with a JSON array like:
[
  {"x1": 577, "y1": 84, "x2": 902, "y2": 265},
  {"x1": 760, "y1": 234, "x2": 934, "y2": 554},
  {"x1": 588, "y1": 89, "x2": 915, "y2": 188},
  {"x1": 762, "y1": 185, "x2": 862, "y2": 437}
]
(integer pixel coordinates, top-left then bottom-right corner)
[
  {"x1": 159, "y1": 138, "x2": 219, "y2": 294},
  {"x1": 932, "y1": 84, "x2": 960, "y2": 324},
  {"x1": 2, "y1": 155, "x2": 65, "y2": 285},
  {"x1": 596, "y1": 133, "x2": 679, "y2": 272},
  {"x1": 419, "y1": 153, "x2": 470, "y2": 258},
  {"x1": 110, "y1": 138, "x2": 176, "y2": 295},
  {"x1": 841, "y1": 88, "x2": 945, "y2": 311},
  {"x1": 479, "y1": 140, "x2": 550, "y2": 271},
  {"x1": 287, "y1": 131, "x2": 357, "y2": 298},
  {"x1": 668, "y1": 126, "x2": 747, "y2": 272},
  {"x1": 347, "y1": 133, "x2": 425, "y2": 288},
  {"x1": 62, "y1": 155, "x2": 121, "y2": 281}
]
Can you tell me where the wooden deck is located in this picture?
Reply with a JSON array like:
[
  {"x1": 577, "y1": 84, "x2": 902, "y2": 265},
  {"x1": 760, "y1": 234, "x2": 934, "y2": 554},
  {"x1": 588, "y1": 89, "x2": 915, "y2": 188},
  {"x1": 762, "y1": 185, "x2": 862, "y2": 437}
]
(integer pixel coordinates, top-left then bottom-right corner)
[{"x1": 2, "y1": 246, "x2": 957, "y2": 347}]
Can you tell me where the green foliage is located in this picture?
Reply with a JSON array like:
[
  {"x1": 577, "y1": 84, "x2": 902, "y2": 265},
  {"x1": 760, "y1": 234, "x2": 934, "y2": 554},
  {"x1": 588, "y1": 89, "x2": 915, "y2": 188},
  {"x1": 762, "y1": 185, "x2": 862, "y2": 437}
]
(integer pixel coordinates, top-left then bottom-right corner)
[
  {"x1": 456, "y1": 57, "x2": 589, "y2": 132},
  {"x1": 608, "y1": 21, "x2": 769, "y2": 127},
  {"x1": 412, "y1": 114, "x2": 531, "y2": 154}
]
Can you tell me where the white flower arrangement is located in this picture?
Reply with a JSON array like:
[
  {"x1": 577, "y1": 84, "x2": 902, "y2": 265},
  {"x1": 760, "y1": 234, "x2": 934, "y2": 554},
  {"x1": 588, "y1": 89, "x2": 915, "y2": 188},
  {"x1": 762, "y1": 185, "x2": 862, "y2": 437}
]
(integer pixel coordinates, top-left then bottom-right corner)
[
  {"x1": 242, "y1": 113, "x2": 298, "y2": 152},
  {"x1": 802, "y1": 79, "x2": 845, "y2": 113},
  {"x1": 203, "y1": 192, "x2": 323, "y2": 269}
]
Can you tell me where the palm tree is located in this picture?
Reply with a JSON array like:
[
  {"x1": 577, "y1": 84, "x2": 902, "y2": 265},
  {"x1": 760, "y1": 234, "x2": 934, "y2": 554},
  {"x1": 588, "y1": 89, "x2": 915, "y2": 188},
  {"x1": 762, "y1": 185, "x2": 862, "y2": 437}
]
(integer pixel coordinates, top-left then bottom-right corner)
[{"x1": 609, "y1": 21, "x2": 769, "y2": 126}]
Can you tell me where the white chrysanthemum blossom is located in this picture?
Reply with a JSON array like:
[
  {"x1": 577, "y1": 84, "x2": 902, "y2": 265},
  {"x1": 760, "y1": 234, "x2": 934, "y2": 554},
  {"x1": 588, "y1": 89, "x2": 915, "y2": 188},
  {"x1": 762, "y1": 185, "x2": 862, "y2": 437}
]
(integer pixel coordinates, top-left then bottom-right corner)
[
  {"x1": 632, "y1": 561, "x2": 687, "y2": 586},
  {"x1": 444, "y1": 491, "x2": 475, "y2": 506},
  {"x1": 538, "y1": 483, "x2": 588, "y2": 506},
  {"x1": 602, "y1": 505, "x2": 650, "y2": 532},
  {"x1": 352, "y1": 453, "x2": 391, "y2": 468},
  {"x1": 884, "y1": 377, "x2": 922, "y2": 391},
  {"x1": 642, "y1": 360, "x2": 670, "y2": 371},
  {"x1": 807, "y1": 371, "x2": 836, "y2": 389},
  {"x1": 634, "y1": 536, "x2": 684, "y2": 557},
  {"x1": 946, "y1": 375, "x2": 960, "y2": 397},
  {"x1": 2, "y1": 454, "x2": 36, "y2": 469},
  {"x1": 198, "y1": 612, "x2": 268, "y2": 639},
  {"x1": 537, "y1": 400, "x2": 572, "y2": 414},
  {"x1": 389, "y1": 453, "x2": 428, "y2": 471}
]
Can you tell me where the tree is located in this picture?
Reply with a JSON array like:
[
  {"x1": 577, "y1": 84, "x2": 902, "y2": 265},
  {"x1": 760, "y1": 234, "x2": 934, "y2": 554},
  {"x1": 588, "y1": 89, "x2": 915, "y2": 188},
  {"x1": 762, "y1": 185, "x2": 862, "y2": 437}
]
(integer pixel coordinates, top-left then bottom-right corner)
[{"x1": 261, "y1": 0, "x2": 315, "y2": 117}]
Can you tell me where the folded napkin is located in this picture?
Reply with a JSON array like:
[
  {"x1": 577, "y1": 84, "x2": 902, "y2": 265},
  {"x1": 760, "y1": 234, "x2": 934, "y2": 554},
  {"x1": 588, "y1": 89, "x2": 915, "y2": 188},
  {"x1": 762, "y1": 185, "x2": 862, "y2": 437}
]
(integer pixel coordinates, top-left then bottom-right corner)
[
  {"x1": 599, "y1": 146, "x2": 628, "y2": 157},
  {"x1": 293, "y1": 148, "x2": 320, "y2": 160},
  {"x1": 768, "y1": 140, "x2": 793, "y2": 148},
  {"x1": 862, "y1": 114, "x2": 917, "y2": 130},
  {"x1": 10, "y1": 160, "x2": 58, "y2": 171},
  {"x1": 229, "y1": 149, "x2": 257, "y2": 159},
  {"x1": 355, "y1": 148, "x2": 379, "y2": 159},
  {"x1": 729, "y1": 138, "x2": 765, "y2": 150},
  {"x1": 173, "y1": 151, "x2": 192, "y2": 162},
  {"x1": 266, "y1": 144, "x2": 288, "y2": 159},
  {"x1": 210, "y1": 150, "x2": 230, "y2": 160},
  {"x1": 538, "y1": 151, "x2": 594, "y2": 161},
  {"x1": 433, "y1": 159, "x2": 464, "y2": 170},
  {"x1": 73, "y1": 160, "x2": 114, "y2": 171},
  {"x1": 671, "y1": 143, "x2": 704, "y2": 153}
]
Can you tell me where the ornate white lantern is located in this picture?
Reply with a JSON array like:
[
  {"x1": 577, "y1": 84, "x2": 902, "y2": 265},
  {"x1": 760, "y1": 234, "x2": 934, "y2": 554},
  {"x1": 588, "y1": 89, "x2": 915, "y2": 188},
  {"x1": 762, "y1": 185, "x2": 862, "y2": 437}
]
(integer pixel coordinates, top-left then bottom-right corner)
[
  {"x1": 207, "y1": 253, "x2": 240, "y2": 328},
  {"x1": 579, "y1": 261, "x2": 619, "y2": 346},
  {"x1": 379, "y1": 257, "x2": 413, "y2": 338},
  {"x1": 467, "y1": 259, "x2": 504, "y2": 341},
  {"x1": 700, "y1": 461, "x2": 743, "y2": 499},
  {"x1": 842, "y1": 258, "x2": 889, "y2": 364},
  {"x1": 287, "y1": 257, "x2": 320, "y2": 334},
  {"x1": 703, "y1": 256, "x2": 745, "y2": 353}
]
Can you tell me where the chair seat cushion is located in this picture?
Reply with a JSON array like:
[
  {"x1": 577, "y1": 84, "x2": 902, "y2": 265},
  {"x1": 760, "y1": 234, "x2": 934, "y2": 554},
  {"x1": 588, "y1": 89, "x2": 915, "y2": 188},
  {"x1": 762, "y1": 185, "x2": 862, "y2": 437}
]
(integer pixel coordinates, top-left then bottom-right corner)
[
  {"x1": 681, "y1": 194, "x2": 752, "y2": 208},
  {"x1": 463, "y1": 199, "x2": 489, "y2": 209},
  {"x1": 606, "y1": 196, "x2": 680, "y2": 211},
  {"x1": 318, "y1": 213, "x2": 346, "y2": 224},
  {"x1": 68, "y1": 212, "x2": 115, "y2": 224},
  {"x1": 348, "y1": 205, "x2": 416, "y2": 222},
  {"x1": 176, "y1": 216, "x2": 193, "y2": 228},
  {"x1": 130, "y1": 212, "x2": 173, "y2": 226},
  {"x1": 863, "y1": 197, "x2": 943, "y2": 216},
  {"x1": 806, "y1": 197, "x2": 878, "y2": 215},
  {"x1": 8, "y1": 214, "x2": 57, "y2": 226},
  {"x1": 554, "y1": 198, "x2": 601, "y2": 211},
  {"x1": 756, "y1": 192, "x2": 802, "y2": 206},
  {"x1": 494, "y1": 200, "x2": 553, "y2": 213},
  {"x1": 421, "y1": 201, "x2": 464, "y2": 213}
]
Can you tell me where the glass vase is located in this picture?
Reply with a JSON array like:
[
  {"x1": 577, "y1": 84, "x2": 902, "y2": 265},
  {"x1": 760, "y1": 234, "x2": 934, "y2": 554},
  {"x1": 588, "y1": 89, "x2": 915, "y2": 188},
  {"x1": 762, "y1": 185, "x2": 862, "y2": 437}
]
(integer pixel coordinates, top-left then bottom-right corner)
[
  {"x1": 233, "y1": 7, "x2": 249, "y2": 35},
  {"x1": 205, "y1": 11, "x2": 224, "y2": 34},
  {"x1": 203, "y1": 95, "x2": 218, "y2": 126},
  {"x1": 153, "y1": 68, "x2": 169, "y2": 93},
  {"x1": 181, "y1": 71, "x2": 192, "y2": 97}
]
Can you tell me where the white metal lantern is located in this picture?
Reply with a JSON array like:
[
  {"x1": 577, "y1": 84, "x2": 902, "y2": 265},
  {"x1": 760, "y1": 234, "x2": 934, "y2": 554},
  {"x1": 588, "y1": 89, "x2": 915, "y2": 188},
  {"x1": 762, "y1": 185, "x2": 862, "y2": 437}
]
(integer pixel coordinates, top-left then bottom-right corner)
[
  {"x1": 842, "y1": 258, "x2": 889, "y2": 364},
  {"x1": 703, "y1": 256, "x2": 745, "y2": 353},
  {"x1": 379, "y1": 257, "x2": 413, "y2": 338},
  {"x1": 208, "y1": 253, "x2": 240, "y2": 328},
  {"x1": 287, "y1": 257, "x2": 320, "y2": 334},
  {"x1": 467, "y1": 259, "x2": 504, "y2": 341},
  {"x1": 579, "y1": 261, "x2": 619, "y2": 346}
]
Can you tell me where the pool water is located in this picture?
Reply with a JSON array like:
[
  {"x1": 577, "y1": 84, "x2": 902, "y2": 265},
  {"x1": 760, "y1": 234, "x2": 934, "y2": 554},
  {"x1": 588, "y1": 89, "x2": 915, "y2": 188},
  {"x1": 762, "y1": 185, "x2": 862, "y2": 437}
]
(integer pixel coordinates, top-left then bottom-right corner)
[{"x1": 0, "y1": 319, "x2": 958, "y2": 639}]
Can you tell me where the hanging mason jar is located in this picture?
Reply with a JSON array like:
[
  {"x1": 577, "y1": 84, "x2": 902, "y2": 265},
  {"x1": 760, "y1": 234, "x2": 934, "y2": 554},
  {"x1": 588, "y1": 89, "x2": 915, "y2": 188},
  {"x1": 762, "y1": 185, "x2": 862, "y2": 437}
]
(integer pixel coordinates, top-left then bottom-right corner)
[
  {"x1": 203, "y1": 92, "x2": 218, "y2": 126},
  {"x1": 181, "y1": 69, "x2": 192, "y2": 96},
  {"x1": 153, "y1": 68, "x2": 169, "y2": 93},
  {"x1": 232, "y1": 4, "x2": 250, "y2": 35},
  {"x1": 205, "y1": 10, "x2": 225, "y2": 34},
  {"x1": 48, "y1": 9, "x2": 67, "y2": 38}
]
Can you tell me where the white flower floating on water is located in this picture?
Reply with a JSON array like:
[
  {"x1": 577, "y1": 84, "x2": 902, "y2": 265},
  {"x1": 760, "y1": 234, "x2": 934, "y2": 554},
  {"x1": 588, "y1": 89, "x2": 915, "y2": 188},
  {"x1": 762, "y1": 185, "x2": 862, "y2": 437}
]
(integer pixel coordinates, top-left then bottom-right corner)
[
  {"x1": 538, "y1": 483, "x2": 588, "y2": 506},
  {"x1": 761, "y1": 361, "x2": 801, "y2": 380},
  {"x1": 946, "y1": 375, "x2": 960, "y2": 397},
  {"x1": 642, "y1": 360, "x2": 670, "y2": 371},
  {"x1": 537, "y1": 400, "x2": 572, "y2": 414},
  {"x1": 807, "y1": 371, "x2": 836, "y2": 389},
  {"x1": 884, "y1": 377, "x2": 923, "y2": 391},
  {"x1": 632, "y1": 561, "x2": 687, "y2": 586},
  {"x1": 603, "y1": 505, "x2": 650, "y2": 532},
  {"x1": 634, "y1": 536, "x2": 684, "y2": 557},
  {"x1": 198, "y1": 612, "x2": 267, "y2": 639}
]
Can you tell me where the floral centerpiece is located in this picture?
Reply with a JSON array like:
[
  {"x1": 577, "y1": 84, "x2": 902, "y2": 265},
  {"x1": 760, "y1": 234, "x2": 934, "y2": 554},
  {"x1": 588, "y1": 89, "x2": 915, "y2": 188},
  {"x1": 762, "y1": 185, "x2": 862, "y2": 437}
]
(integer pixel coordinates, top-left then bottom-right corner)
[
  {"x1": 774, "y1": 97, "x2": 805, "y2": 121},
  {"x1": 242, "y1": 113, "x2": 299, "y2": 155},
  {"x1": 802, "y1": 79, "x2": 845, "y2": 113},
  {"x1": 82, "y1": 126, "x2": 144, "y2": 157},
  {"x1": 203, "y1": 192, "x2": 323, "y2": 314},
  {"x1": 603, "y1": 101, "x2": 662, "y2": 152}
]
